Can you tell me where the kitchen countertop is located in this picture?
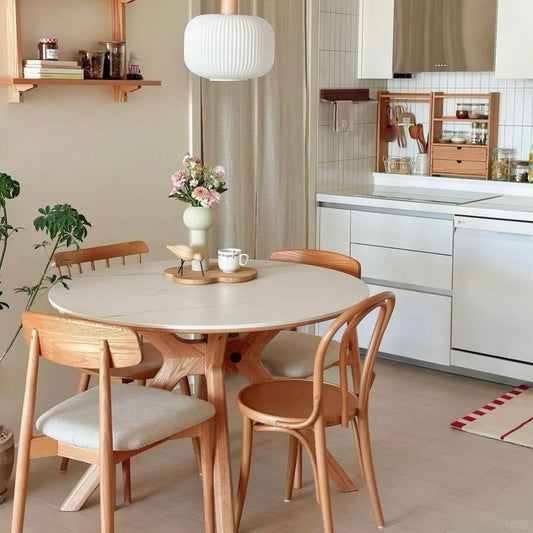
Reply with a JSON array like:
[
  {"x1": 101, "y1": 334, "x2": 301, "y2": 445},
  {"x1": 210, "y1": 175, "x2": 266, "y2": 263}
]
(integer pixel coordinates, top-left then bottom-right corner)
[{"x1": 316, "y1": 174, "x2": 533, "y2": 222}]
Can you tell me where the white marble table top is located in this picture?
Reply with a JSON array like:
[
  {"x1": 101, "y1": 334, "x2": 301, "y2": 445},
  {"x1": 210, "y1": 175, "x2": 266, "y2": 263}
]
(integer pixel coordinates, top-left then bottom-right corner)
[{"x1": 48, "y1": 259, "x2": 369, "y2": 333}]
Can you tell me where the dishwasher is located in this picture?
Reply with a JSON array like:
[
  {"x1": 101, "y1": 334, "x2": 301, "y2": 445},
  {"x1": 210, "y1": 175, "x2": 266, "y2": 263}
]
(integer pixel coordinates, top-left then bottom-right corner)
[{"x1": 452, "y1": 215, "x2": 533, "y2": 380}]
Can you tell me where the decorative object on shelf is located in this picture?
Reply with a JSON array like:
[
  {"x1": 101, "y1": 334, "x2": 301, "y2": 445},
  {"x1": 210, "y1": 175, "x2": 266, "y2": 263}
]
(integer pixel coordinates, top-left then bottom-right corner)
[
  {"x1": 169, "y1": 154, "x2": 227, "y2": 272},
  {"x1": 184, "y1": 0, "x2": 275, "y2": 81},
  {"x1": 127, "y1": 51, "x2": 143, "y2": 80},
  {"x1": 166, "y1": 244, "x2": 205, "y2": 276}
]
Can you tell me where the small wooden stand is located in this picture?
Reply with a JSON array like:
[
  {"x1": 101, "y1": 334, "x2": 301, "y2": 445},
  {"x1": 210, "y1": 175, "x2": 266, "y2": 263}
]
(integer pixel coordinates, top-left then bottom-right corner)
[{"x1": 164, "y1": 264, "x2": 257, "y2": 285}]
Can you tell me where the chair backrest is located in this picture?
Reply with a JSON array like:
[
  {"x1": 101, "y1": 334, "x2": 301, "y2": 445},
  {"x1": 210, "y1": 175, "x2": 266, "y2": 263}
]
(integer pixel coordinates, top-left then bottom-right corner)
[
  {"x1": 52, "y1": 240, "x2": 149, "y2": 276},
  {"x1": 311, "y1": 291, "x2": 395, "y2": 428},
  {"x1": 269, "y1": 249, "x2": 361, "y2": 278},
  {"x1": 21, "y1": 311, "x2": 143, "y2": 370}
]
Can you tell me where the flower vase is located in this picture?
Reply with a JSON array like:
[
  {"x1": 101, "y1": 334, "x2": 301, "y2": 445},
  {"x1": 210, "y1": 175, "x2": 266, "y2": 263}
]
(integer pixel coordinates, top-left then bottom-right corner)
[{"x1": 182, "y1": 206, "x2": 214, "y2": 272}]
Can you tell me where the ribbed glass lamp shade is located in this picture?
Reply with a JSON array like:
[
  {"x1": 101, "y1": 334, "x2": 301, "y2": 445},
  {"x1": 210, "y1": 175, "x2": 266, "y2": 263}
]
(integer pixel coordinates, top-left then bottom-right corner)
[{"x1": 184, "y1": 14, "x2": 275, "y2": 81}]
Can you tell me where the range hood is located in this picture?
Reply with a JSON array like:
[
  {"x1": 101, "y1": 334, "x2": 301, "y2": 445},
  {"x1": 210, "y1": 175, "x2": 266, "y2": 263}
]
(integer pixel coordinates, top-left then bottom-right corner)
[{"x1": 393, "y1": 0, "x2": 497, "y2": 73}]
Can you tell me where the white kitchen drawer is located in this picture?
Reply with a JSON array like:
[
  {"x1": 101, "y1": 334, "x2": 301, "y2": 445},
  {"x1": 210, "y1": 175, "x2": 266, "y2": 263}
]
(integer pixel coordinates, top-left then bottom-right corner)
[
  {"x1": 317, "y1": 284, "x2": 451, "y2": 367},
  {"x1": 360, "y1": 284, "x2": 451, "y2": 366},
  {"x1": 318, "y1": 207, "x2": 350, "y2": 256},
  {"x1": 351, "y1": 243, "x2": 452, "y2": 290},
  {"x1": 350, "y1": 211, "x2": 453, "y2": 255}
]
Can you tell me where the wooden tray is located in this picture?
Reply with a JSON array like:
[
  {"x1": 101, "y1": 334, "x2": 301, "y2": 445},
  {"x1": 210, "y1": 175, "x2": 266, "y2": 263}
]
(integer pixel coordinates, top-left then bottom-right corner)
[{"x1": 164, "y1": 263, "x2": 258, "y2": 285}]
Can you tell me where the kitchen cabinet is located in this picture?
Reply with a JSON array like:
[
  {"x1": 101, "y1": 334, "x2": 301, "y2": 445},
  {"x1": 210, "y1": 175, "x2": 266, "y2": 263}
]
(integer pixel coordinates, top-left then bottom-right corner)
[
  {"x1": 0, "y1": 0, "x2": 161, "y2": 103},
  {"x1": 494, "y1": 0, "x2": 533, "y2": 79},
  {"x1": 357, "y1": 0, "x2": 393, "y2": 79},
  {"x1": 430, "y1": 92, "x2": 499, "y2": 180},
  {"x1": 317, "y1": 205, "x2": 453, "y2": 367}
]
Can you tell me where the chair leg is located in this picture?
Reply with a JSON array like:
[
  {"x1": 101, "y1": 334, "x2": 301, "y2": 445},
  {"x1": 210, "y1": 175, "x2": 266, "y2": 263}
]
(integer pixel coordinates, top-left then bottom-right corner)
[
  {"x1": 357, "y1": 417, "x2": 384, "y2": 528},
  {"x1": 294, "y1": 442, "x2": 303, "y2": 489},
  {"x1": 61, "y1": 371, "x2": 92, "y2": 472},
  {"x1": 100, "y1": 461, "x2": 116, "y2": 533},
  {"x1": 314, "y1": 421, "x2": 334, "y2": 533},
  {"x1": 284, "y1": 435, "x2": 299, "y2": 502},
  {"x1": 179, "y1": 376, "x2": 203, "y2": 474},
  {"x1": 235, "y1": 416, "x2": 254, "y2": 530},
  {"x1": 11, "y1": 440, "x2": 32, "y2": 533},
  {"x1": 199, "y1": 420, "x2": 215, "y2": 533},
  {"x1": 350, "y1": 419, "x2": 366, "y2": 480},
  {"x1": 122, "y1": 459, "x2": 131, "y2": 505}
]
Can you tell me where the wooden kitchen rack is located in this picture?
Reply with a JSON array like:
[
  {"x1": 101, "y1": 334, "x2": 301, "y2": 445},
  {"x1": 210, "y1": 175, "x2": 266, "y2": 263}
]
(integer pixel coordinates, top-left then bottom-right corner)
[{"x1": 376, "y1": 92, "x2": 432, "y2": 173}]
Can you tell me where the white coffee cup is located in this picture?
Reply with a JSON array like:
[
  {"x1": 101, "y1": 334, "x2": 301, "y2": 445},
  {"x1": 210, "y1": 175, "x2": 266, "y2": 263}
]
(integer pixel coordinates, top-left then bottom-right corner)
[{"x1": 218, "y1": 248, "x2": 249, "y2": 273}]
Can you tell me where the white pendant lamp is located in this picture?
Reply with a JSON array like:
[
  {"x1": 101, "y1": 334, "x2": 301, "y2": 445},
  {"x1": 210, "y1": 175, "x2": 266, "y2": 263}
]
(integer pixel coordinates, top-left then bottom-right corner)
[{"x1": 184, "y1": 0, "x2": 275, "y2": 81}]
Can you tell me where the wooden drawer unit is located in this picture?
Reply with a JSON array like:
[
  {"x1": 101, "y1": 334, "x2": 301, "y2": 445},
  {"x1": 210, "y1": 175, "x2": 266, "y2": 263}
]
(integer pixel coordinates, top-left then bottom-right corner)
[
  {"x1": 433, "y1": 145, "x2": 487, "y2": 161},
  {"x1": 430, "y1": 92, "x2": 499, "y2": 179}
]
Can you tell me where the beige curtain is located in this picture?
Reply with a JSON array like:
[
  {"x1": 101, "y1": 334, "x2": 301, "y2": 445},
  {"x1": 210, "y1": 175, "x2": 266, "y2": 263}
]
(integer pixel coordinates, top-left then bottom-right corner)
[{"x1": 200, "y1": 0, "x2": 308, "y2": 259}]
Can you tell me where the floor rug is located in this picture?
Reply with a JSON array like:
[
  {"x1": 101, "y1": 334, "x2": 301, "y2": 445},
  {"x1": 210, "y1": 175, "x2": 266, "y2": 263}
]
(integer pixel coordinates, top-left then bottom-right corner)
[{"x1": 450, "y1": 384, "x2": 533, "y2": 448}]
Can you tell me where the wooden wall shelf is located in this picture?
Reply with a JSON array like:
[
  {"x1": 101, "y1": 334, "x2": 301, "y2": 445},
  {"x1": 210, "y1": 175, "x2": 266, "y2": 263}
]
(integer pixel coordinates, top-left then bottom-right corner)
[{"x1": 1, "y1": 0, "x2": 161, "y2": 103}]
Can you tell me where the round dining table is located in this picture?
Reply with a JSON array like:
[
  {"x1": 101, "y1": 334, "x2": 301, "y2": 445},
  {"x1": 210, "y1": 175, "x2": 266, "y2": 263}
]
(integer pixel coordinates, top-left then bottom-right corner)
[{"x1": 48, "y1": 259, "x2": 369, "y2": 532}]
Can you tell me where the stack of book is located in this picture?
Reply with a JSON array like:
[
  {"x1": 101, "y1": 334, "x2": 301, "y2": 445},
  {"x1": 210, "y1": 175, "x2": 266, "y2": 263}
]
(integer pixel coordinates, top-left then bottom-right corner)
[{"x1": 23, "y1": 60, "x2": 84, "y2": 79}]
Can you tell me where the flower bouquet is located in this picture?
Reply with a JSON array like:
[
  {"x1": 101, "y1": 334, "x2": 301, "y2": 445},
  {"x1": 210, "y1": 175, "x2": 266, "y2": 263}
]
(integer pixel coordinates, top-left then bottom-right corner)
[{"x1": 169, "y1": 154, "x2": 227, "y2": 207}]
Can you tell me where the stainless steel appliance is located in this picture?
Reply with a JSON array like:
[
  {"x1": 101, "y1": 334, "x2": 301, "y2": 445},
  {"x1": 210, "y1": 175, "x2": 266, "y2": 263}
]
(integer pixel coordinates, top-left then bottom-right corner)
[
  {"x1": 452, "y1": 215, "x2": 533, "y2": 378},
  {"x1": 393, "y1": 0, "x2": 497, "y2": 73}
]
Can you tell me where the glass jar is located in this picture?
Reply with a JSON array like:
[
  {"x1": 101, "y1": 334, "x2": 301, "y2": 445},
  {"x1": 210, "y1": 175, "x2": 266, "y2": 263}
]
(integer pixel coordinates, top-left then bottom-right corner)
[
  {"x1": 510, "y1": 160, "x2": 529, "y2": 183},
  {"x1": 37, "y1": 37, "x2": 58, "y2": 60},
  {"x1": 79, "y1": 50, "x2": 106, "y2": 79},
  {"x1": 479, "y1": 123, "x2": 488, "y2": 145},
  {"x1": 456, "y1": 102, "x2": 468, "y2": 119},
  {"x1": 469, "y1": 104, "x2": 481, "y2": 119},
  {"x1": 491, "y1": 148, "x2": 512, "y2": 181},
  {"x1": 480, "y1": 103, "x2": 489, "y2": 119},
  {"x1": 100, "y1": 41, "x2": 125, "y2": 79}
]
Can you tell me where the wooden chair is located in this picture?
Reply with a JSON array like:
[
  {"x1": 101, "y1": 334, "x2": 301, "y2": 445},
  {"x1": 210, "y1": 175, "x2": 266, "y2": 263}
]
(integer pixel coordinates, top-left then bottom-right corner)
[
  {"x1": 260, "y1": 249, "x2": 362, "y2": 490},
  {"x1": 52, "y1": 241, "x2": 199, "y2": 474},
  {"x1": 234, "y1": 291, "x2": 395, "y2": 533},
  {"x1": 261, "y1": 249, "x2": 362, "y2": 379},
  {"x1": 12, "y1": 311, "x2": 215, "y2": 533}
]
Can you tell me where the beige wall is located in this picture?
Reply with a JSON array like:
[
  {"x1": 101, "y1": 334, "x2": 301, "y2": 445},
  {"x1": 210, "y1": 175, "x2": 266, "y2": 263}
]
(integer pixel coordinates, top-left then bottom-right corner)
[{"x1": 0, "y1": 0, "x2": 195, "y2": 435}]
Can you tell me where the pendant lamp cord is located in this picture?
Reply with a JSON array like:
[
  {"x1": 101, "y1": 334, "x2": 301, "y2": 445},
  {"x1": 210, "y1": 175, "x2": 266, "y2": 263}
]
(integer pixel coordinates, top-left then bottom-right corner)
[{"x1": 220, "y1": 0, "x2": 238, "y2": 15}]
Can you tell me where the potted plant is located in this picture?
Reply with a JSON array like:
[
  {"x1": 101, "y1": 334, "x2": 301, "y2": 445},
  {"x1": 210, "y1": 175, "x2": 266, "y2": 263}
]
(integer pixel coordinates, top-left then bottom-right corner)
[{"x1": 0, "y1": 171, "x2": 91, "y2": 503}]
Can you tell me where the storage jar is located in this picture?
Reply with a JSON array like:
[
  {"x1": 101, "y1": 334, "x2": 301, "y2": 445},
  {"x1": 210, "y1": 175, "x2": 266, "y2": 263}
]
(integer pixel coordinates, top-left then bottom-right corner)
[
  {"x1": 38, "y1": 38, "x2": 58, "y2": 60},
  {"x1": 79, "y1": 50, "x2": 106, "y2": 79},
  {"x1": 510, "y1": 160, "x2": 529, "y2": 183},
  {"x1": 100, "y1": 41, "x2": 125, "y2": 79},
  {"x1": 491, "y1": 148, "x2": 512, "y2": 181}
]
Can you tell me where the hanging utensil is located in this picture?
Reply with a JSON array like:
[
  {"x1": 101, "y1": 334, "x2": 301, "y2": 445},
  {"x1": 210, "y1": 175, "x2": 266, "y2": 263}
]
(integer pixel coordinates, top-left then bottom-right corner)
[
  {"x1": 384, "y1": 105, "x2": 395, "y2": 142},
  {"x1": 393, "y1": 105, "x2": 406, "y2": 147},
  {"x1": 417, "y1": 124, "x2": 427, "y2": 153}
]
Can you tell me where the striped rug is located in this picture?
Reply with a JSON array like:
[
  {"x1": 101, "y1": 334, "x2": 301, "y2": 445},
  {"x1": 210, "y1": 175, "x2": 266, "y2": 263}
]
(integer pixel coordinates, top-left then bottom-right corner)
[{"x1": 450, "y1": 384, "x2": 533, "y2": 448}]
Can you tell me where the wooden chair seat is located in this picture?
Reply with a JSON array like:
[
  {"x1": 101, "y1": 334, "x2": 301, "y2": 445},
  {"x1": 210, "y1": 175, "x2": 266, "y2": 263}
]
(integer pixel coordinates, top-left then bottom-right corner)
[{"x1": 238, "y1": 379, "x2": 358, "y2": 426}]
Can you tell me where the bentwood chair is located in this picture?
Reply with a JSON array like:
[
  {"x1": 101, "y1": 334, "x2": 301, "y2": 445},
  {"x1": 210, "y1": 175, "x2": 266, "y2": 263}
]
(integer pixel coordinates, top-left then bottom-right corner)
[
  {"x1": 260, "y1": 249, "x2": 362, "y2": 489},
  {"x1": 12, "y1": 311, "x2": 215, "y2": 533},
  {"x1": 52, "y1": 241, "x2": 199, "y2": 474},
  {"x1": 235, "y1": 291, "x2": 395, "y2": 533}
]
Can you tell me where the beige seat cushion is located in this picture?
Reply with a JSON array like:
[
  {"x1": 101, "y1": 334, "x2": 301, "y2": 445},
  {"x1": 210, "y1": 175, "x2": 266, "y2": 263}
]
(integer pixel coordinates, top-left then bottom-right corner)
[
  {"x1": 36, "y1": 384, "x2": 215, "y2": 451},
  {"x1": 261, "y1": 330, "x2": 341, "y2": 378}
]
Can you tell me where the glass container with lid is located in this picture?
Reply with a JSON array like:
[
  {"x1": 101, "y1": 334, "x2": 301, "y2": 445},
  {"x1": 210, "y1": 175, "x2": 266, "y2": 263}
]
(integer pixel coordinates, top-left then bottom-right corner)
[
  {"x1": 491, "y1": 148, "x2": 512, "y2": 181},
  {"x1": 510, "y1": 160, "x2": 529, "y2": 183}
]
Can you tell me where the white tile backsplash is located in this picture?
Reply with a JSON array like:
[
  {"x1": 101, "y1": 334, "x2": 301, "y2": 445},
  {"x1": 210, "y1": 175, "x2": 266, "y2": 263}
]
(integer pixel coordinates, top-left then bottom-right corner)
[{"x1": 316, "y1": 0, "x2": 533, "y2": 192}]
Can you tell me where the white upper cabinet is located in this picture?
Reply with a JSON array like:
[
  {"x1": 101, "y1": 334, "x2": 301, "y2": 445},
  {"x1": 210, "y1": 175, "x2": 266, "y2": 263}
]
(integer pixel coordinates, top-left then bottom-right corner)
[
  {"x1": 358, "y1": 0, "x2": 394, "y2": 79},
  {"x1": 494, "y1": 0, "x2": 533, "y2": 78}
]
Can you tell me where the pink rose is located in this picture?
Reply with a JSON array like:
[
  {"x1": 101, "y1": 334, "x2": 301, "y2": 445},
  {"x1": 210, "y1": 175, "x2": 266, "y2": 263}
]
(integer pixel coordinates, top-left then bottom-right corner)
[{"x1": 171, "y1": 170, "x2": 188, "y2": 188}]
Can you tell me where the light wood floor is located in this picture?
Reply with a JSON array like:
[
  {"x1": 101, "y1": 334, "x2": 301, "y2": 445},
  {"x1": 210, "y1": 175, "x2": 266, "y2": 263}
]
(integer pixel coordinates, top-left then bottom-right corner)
[{"x1": 2, "y1": 359, "x2": 533, "y2": 532}]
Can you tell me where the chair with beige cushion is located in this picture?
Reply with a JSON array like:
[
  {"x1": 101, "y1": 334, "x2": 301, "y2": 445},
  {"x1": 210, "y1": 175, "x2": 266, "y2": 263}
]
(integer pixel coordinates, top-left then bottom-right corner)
[
  {"x1": 235, "y1": 291, "x2": 395, "y2": 533},
  {"x1": 12, "y1": 311, "x2": 215, "y2": 533},
  {"x1": 52, "y1": 241, "x2": 200, "y2": 474},
  {"x1": 261, "y1": 249, "x2": 361, "y2": 378}
]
